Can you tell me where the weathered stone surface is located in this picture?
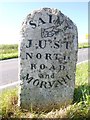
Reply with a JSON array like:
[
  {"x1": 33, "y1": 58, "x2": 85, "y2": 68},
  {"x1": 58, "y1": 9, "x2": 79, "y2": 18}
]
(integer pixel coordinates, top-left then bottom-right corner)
[{"x1": 19, "y1": 8, "x2": 78, "y2": 111}]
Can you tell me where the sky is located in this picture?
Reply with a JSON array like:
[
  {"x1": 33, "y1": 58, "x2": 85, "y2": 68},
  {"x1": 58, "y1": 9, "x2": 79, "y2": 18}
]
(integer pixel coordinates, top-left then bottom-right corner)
[{"x1": 0, "y1": 1, "x2": 88, "y2": 44}]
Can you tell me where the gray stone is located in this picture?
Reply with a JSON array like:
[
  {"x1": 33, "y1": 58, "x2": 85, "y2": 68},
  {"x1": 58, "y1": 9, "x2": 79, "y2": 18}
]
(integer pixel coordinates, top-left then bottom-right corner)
[{"x1": 19, "y1": 8, "x2": 78, "y2": 111}]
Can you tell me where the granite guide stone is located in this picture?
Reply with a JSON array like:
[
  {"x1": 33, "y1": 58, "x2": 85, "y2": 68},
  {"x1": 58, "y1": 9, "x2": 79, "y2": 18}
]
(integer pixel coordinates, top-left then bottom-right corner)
[{"x1": 19, "y1": 8, "x2": 78, "y2": 111}]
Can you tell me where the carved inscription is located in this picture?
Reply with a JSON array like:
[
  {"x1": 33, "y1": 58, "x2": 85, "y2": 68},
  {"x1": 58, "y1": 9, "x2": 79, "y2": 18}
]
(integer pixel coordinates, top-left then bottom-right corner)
[
  {"x1": 21, "y1": 32, "x2": 72, "y2": 88},
  {"x1": 20, "y1": 9, "x2": 77, "y2": 89},
  {"x1": 21, "y1": 73, "x2": 71, "y2": 89}
]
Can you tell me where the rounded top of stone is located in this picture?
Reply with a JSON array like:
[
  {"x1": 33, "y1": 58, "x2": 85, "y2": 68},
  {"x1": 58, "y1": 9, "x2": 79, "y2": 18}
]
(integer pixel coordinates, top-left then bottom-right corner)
[
  {"x1": 22, "y1": 7, "x2": 77, "y2": 30},
  {"x1": 33, "y1": 7, "x2": 60, "y2": 13},
  {"x1": 26, "y1": 7, "x2": 61, "y2": 19},
  {"x1": 41, "y1": 7, "x2": 60, "y2": 14}
]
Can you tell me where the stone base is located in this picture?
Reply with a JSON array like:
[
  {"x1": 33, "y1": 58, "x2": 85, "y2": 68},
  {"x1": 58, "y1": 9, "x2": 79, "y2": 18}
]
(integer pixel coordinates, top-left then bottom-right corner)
[{"x1": 20, "y1": 100, "x2": 72, "y2": 112}]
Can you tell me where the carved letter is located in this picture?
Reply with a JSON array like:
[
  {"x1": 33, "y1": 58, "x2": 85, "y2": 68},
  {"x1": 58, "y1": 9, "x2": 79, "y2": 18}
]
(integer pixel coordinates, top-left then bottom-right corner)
[
  {"x1": 39, "y1": 40, "x2": 47, "y2": 49},
  {"x1": 26, "y1": 40, "x2": 32, "y2": 48},
  {"x1": 66, "y1": 75, "x2": 71, "y2": 80},
  {"x1": 66, "y1": 42, "x2": 69, "y2": 49},
  {"x1": 36, "y1": 53, "x2": 42, "y2": 59},
  {"x1": 38, "y1": 18, "x2": 46, "y2": 26},
  {"x1": 26, "y1": 73, "x2": 33, "y2": 83},
  {"x1": 26, "y1": 52, "x2": 33, "y2": 59},
  {"x1": 61, "y1": 77, "x2": 67, "y2": 84},
  {"x1": 40, "y1": 81, "x2": 47, "y2": 88},
  {"x1": 54, "y1": 41, "x2": 60, "y2": 49},
  {"x1": 29, "y1": 20, "x2": 36, "y2": 29},
  {"x1": 31, "y1": 64, "x2": 37, "y2": 70},
  {"x1": 45, "y1": 53, "x2": 52, "y2": 60},
  {"x1": 40, "y1": 64, "x2": 46, "y2": 70},
  {"x1": 51, "y1": 73, "x2": 54, "y2": 78},
  {"x1": 33, "y1": 79, "x2": 39, "y2": 86},
  {"x1": 49, "y1": 65, "x2": 56, "y2": 70},
  {"x1": 48, "y1": 81, "x2": 55, "y2": 88},
  {"x1": 49, "y1": 15, "x2": 52, "y2": 23}
]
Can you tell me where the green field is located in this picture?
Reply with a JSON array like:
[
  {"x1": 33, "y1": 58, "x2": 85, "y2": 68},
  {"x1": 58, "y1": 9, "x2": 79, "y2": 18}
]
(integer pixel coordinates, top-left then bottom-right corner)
[
  {"x1": 0, "y1": 62, "x2": 90, "y2": 119},
  {"x1": 79, "y1": 42, "x2": 90, "y2": 49},
  {"x1": 0, "y1": 42, "x2": 89, "y2": 60},
  {"x1": 0, "y1": 44, "x2": 18, "y2": 60}
]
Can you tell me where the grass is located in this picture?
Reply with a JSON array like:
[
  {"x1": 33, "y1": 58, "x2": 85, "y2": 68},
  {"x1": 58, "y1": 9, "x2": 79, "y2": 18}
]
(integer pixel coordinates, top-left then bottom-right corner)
[
  {"x1": 0, "y1": 44, "x2": 18, "y2": 60},
  {"x1": 0, "y1": 42, "x2": 89, "y2": 60},
  {"x1": 78, "y1": 42, "x2": 90, "y2": 49},
  {"x1": 0, "y1": 62, "x2": 90, "y2": 119}
]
